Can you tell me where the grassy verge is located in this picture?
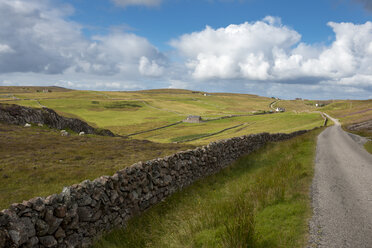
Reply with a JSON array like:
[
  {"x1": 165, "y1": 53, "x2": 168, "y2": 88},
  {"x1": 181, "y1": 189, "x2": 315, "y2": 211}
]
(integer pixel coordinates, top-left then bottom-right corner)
[
  {"x1": 364, "y1": 141, "x2": 372, "y2": 154},
  {"x1": 342, "y1": 128, "x2": 372, "y2": 154},
  {"x1": 94, "y1": 128, "x2": 323, "y2": 248}
]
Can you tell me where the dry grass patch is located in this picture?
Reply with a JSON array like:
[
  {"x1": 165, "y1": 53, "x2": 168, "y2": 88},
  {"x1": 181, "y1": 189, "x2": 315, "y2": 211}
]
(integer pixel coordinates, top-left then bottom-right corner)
[{"x1": 0, "y1": 123, "x2": 193, "y2": 210}]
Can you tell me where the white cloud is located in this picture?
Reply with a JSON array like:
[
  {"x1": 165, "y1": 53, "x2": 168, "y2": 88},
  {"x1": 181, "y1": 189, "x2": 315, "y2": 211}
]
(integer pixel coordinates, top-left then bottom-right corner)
[
  {"x1": 170, "y1": 17, "x2": 372, "y2": 95},
  {"x1": 0, "y1": 0, "x2": 165, "y2": 79},
  {"x1": 171, "y1": 17, "x2": 301, "y2": 80},
  {"x1": 76, "y1": 32, "x2": 165, "y2": 76},
  {"x1": 0, "y1": 0, "x2": 84, "y2": 74},
  {"x1": 0, "y1": 44, "x2": 14, "y2": 53},
  {"x1": 139, "y1": 56, "x2": 164, "y2": 77},
  {"x1": 0, "y1": 0, "x2": 371, "y2": 99},
  {"x1": 111, "y1": 0, "x2": 162, "y2": 8}
]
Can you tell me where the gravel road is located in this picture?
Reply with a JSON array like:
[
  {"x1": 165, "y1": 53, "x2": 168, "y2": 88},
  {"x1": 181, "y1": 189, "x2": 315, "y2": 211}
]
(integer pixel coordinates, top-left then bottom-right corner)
[{"x1": 308, "y1": 115, "x2": 372, "y2": 248}]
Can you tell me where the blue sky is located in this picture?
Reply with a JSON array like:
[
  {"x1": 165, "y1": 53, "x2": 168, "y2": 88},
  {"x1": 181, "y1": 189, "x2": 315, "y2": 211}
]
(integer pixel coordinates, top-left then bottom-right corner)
[
  {"x1": 66, "y1": 0, "x2": 370, "y2": 49},
  {"x1": 0, "y1": 0, "x2": 371, "y2": 99}
]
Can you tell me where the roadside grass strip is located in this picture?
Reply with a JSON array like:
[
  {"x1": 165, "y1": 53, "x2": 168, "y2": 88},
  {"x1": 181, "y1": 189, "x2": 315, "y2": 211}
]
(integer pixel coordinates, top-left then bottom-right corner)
[{"x1": 94, "y1": 128, "x2": 323, "y2": 248}]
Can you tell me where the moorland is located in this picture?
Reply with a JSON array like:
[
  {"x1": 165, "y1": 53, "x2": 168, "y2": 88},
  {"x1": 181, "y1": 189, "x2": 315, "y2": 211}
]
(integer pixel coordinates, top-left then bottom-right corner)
[{"x1": 1, "y1": 86, "x2": 371, "y2": 247}]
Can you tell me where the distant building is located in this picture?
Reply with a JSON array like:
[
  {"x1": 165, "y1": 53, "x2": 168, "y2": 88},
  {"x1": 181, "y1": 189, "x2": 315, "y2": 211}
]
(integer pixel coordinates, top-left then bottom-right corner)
[
  {"x1": 183, "y1": 115, "x2": 202, "y2": 123},
  {"x1": 203, "y1": 93, "x2": 211, "y2": 96},
  {"x1": 275, "y1": 107, "x2": 285, "y2": 112},
  {"x1": 42, "y1": 89, "x2": 51, "y2": 93},
  {"x1": 295, "y1": 98, "x2": 302, "y2": 100}
]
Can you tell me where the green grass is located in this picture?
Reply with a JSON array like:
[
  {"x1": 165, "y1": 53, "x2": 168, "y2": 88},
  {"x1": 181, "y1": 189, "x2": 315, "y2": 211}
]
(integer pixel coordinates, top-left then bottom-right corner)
[
  {"x1": 170, "y1": 133, "x2": 210, "y2": 143},
  {"x1": 104, "y1": 101, "x2": 143, "y2": 109},
  {"x1": 135, "y1": 112, "x2": 323, "y2": 145},
  {"x1": 0, "y1": 88, "x2": 325, "y2": 142},
  {"x1": 364, "y1": 141, "x2": 372, "y2": 154},
  {"x1": 0, "y1": 123, "x2": 194, "y2": 210},
  {"x1": 94, "y1": 128, "x2": 323, "y2": 248},
  {"x1": 322, "y1": 100, "x2": 372, "y2": 125}
]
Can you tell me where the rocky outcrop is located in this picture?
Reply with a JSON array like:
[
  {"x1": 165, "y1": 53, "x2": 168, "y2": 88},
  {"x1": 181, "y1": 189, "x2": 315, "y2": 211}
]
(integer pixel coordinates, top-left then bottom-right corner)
[
  {"x1": 0, "y1": 128, "x2": 312, "y2": 248},
  {"x1": 0, "y1": 104, "x2": 115, "y2": 137}
]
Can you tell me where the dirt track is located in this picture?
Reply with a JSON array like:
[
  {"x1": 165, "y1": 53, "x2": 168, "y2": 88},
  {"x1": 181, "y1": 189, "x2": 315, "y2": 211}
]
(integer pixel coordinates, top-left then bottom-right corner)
[{"x1": 308, "y1": 115, "x2": 372, "y2": 247}]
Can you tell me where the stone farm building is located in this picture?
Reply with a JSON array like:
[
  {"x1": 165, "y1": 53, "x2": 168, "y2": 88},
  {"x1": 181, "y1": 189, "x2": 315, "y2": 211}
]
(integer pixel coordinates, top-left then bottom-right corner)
[
  {"x1": 275, "y1": 107, "x2": 285, "y2": 112},
  {"x1": 184, "y1": 115, "x2": 202, "y2": 123}
]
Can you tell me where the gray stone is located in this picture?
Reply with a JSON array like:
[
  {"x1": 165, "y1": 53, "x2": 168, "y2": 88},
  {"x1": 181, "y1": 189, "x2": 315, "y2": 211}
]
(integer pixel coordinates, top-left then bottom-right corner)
[
  {"x1": 26, "y1": 236, "x2": 39, "y2": 247},
  {"x1": 0, "y1": 229, "x2": 10, "y2": 248},
  {"x1": 30, "y1": 197, "x2": 45, "y2": 212},
  {"x1": 54, "y1": 205, "x2": 67, "y2": 218},
  {"x1": 77, "y1": 195, "x2": 92, "y2": 206},
  {"x1": 0, "y1": 212, "x2": 9, "y2": 227},
  {"x1": 77, "y1": 207, "x2": 94, "y2": 222},
  {"x1": 39, "y1": 235, "x2": 57, "y2": 247},
  {"x1": 54, "y1": 227, "x2": 66, "y2": 239},
  {"x1": 20, "y1": 217, "x2": 36, "y2": 237},
  {"x1": 110, "y1": 190, "x2": 119, "y2": 203},
  {"x1": 163, "y1": 175, "x2": 172, "y2": 185},
  {"x1": 45, "y1": 208, "x2": 63, "y2": 234},
  {"x1": 65, "y1": 233, "x2": 79, "y2": 248},
  {"x1": 36, "y1": 219, "x2": 49, "y2": 236}
]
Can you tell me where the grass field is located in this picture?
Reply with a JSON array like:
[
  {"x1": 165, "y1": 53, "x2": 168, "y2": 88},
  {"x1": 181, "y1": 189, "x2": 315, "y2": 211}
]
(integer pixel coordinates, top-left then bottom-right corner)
[
  {"x1": 1, "y1": 86, "x2": 370, "y2": 247},
  {"x1": 0, "y1": 87, "x2": 325, "y2": 145},
  {"x1": 0, "y1": 123, "x2": 193, "y2": 210},
  {"x1": 320, "y1": 99, "x2": 372, "y2": 154},
  {"x1": 94, "y1": 128, "x2": 323, "y2": 248},
  {"x1": 0, "y1": 87, "x2": 327, "y2": 211},
  {"x1": 321, "y1": 100, "x2": 372, "y2": 125},
  {"x1": 134, "y1": 112, "x2": 323, "y2": 145}
]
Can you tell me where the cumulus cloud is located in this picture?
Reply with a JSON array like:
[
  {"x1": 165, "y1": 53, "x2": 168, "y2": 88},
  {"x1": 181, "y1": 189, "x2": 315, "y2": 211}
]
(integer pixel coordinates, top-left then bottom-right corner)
[
  {"x1": 75, "y1": 32, "x2": 165, "y2": 76},
  {"x1": 0, "y1": 0, "x2": 84, "y2": 74},
  {"x1": 139, "y1": 56, "x2": 164, "y2": 77},
  {"x1": 111, "y1": 0, "x2": 162, "y2": 8},
  {"x1": 170, "y1": 17, "x2": 372, "y2": 94},
  {"x1": 0, "y1": 0, "x2": 371, "y2": 99},
  {"x1": 0, "y1": 0, "x2": 165, "y2": 78},
  {"x1": 171, "y1": 17, "x2": 302, "y2": 80}
]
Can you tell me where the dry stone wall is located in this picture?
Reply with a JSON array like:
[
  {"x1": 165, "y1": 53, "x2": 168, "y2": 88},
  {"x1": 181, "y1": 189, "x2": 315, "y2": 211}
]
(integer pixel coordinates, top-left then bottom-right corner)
[{"x1": 0, "y1": 129, "x2": 310, "y2": 248}]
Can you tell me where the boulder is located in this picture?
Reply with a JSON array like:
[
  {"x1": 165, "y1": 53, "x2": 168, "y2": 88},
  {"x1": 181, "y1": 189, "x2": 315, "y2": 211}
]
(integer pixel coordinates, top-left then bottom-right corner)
[{"x1": 61, "y1": 131, "x2": 69, "y2": 137}]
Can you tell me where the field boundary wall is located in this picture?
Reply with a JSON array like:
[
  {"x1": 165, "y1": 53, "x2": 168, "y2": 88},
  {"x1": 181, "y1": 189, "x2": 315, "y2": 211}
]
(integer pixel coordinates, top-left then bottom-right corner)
[{"x1": 0, "y1": 129, "x2": 312, "y2": 247}]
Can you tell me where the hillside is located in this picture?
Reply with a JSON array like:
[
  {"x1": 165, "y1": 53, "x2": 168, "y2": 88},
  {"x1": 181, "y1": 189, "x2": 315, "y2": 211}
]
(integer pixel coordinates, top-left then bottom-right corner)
[
  {"x1": 0, "y1": 122, "x2": 193, "y2": 210},
  {"x1": 1, "y1": 87, "x2": 369, "y2": 210},
  {"x1": 0, "y1": 87, "x2": 324, "y2": 144}
]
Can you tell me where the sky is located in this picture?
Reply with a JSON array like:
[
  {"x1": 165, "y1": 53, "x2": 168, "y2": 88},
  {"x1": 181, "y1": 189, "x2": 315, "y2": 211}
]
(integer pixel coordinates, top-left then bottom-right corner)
[{"x1": 0, "y1": 0, "x2": 372, "y2": 99}]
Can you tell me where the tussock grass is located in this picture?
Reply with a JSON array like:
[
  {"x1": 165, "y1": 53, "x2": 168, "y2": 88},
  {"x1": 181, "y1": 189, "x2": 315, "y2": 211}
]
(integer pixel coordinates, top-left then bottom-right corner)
[
  {"x1": 94, "y1": 128, "x2": 323, "y2": 248},
  {"x1": 0, "y1": 123, "x2": 194, "y2": 210}
]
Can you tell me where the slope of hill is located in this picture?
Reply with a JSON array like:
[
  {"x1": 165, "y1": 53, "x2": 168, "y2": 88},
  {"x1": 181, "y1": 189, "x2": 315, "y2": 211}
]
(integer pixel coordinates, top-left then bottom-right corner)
[
  {"x1": 0, "y1": 87, "x2": 324, "y2": 144},
  {"x1": 0, "y1": 122, "x2": 193, "y2": 210}
]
